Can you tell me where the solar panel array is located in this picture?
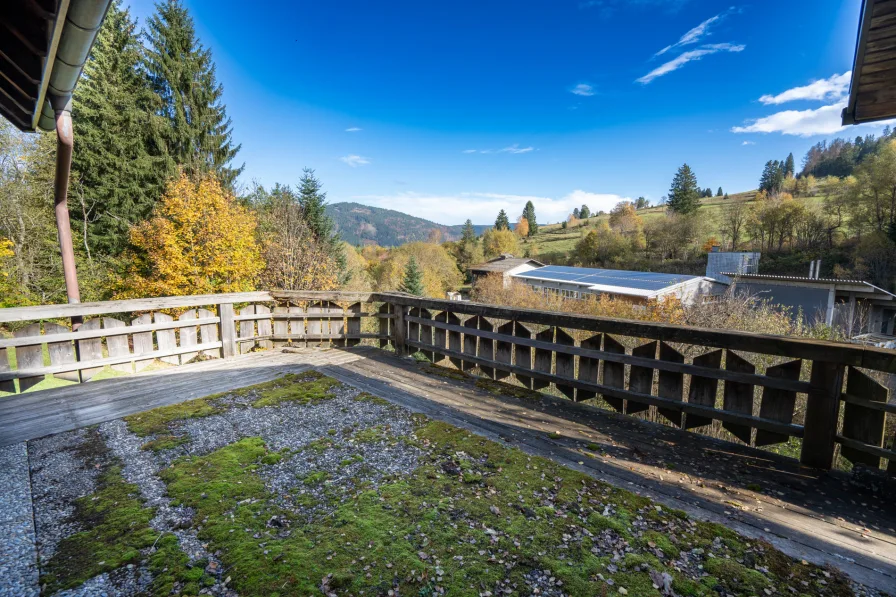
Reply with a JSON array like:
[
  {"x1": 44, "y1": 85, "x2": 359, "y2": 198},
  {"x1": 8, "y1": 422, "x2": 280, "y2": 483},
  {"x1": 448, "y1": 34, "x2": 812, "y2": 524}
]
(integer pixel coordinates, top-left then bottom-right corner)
[{"x1": 516, "y1": 265, "x2": 699, "y2": 292}]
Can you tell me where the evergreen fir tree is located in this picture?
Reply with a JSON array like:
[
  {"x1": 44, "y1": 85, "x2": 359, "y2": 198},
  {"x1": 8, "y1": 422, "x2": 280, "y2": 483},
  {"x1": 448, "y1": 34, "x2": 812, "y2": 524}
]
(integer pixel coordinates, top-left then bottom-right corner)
[
  {"x1": 522, "y1": 201, "x2": 538, "y2": 235},
  {"x1": 580, "y1": 205, "x2": 591, "y2": 218},
  {"x1": 72, "y1": 0, "x2": 170, "y2": 256},
  {"x1": 456, "y1": 219, "x2": 480, "y2": 275},
  {"x1": 400, "y1": 257, "x2": 424, "y2": 295},
  {"x1": 494, "y1": 209, "x2": 510, "y2": 230},
  {"x1": 572, "y1": 208, "x2": 580, "y2": 218},
  {"x1": 667, "y1": 164, "x2": 701, "y2": 215},
  {"x1": 461, "y1": 219, "x2": 476, "y2": 244},
  {"x1": 717, "y1": 187, "x2": 723, "y2": 197},
  {"x1": 144, "y1": 0, "x2": 243, "y2": 187},
  {"x1": 298, "y1": 168, "x2": 345, "y2": 275},
  {"x1": 759, "y1": 160, "x2": 785, "y2": 194},
  {"x1": 784, "y1": 153, "x2": 795, "y2": 178}
]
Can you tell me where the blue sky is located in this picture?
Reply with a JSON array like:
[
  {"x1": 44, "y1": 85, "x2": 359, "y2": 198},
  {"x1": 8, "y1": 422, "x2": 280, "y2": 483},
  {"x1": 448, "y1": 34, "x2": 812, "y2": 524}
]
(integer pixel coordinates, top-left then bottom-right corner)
[{"x1": 126, "y1": 0, "x2": 879, "y2": 225}]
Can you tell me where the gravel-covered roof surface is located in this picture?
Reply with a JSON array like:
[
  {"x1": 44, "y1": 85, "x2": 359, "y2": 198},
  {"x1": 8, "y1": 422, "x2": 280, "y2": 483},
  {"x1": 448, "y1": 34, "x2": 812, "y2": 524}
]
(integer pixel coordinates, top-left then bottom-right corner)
[{"x1": 2, "y1": 369, "x2": 886, "y2": 597}]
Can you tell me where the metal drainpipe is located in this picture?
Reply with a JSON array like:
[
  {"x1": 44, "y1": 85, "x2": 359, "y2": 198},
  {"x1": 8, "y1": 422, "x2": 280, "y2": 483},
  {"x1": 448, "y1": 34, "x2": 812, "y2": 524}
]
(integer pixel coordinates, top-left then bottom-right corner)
[{"x1": 53, "y1": 107, "x2": 83, "y2": 331}]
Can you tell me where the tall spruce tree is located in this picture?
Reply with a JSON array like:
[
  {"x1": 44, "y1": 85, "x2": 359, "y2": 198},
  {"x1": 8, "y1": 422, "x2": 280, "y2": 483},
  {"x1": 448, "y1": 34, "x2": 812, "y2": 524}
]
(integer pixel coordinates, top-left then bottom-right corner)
[
  {"x1": 784, "y1": 153, "x2": 795, "y2": 178},
  {"x1": 717, "y1": 187, "x2": 723, "y2": 197},
  {"x1": 400, "y1": 257, "x2": 424, "y2": 295},
  {"x1": 72, "y1": 1, "x2": 170, "y2": 256},
  {"x1": 580, "y1": 204, "x2": 591, "y2": 218},
  {"x1": 461, "y1": 219, "x2": 476, "y2": 244},
  {"x1": 144, "y1": 0, "x2": 242, "y2": 187},
  {"x1": 522, "y1": 201, "x2": 538, "y2": 235},
  {"x1": 456, "y1": 219, "x2": 481, "y2": 276},
  {"x1": 667, "y1": 163, "x2": 701, "y2": 215},
  {"x1": 759, "y1": 160, "x2": 785, "y2": 194},
  {"x1": 298, "y1": 168, "x2": 346, "y2": 275},
  {"x1": 494, "y1": 209, "x2": 510, "y2": 230}
]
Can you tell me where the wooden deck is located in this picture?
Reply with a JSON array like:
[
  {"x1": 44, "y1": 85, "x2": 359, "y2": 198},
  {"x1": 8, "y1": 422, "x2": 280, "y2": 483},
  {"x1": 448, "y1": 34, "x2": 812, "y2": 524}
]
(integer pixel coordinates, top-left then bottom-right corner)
[{"x1": 2, "y1": 346, "x2": 895, "y2": 593}]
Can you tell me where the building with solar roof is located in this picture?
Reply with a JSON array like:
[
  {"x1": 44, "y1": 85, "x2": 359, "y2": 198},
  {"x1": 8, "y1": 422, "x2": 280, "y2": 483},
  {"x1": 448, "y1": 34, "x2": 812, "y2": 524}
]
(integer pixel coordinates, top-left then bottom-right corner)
[{"x1": 511, "y1": 265, "x2": 724, "y2": 304}]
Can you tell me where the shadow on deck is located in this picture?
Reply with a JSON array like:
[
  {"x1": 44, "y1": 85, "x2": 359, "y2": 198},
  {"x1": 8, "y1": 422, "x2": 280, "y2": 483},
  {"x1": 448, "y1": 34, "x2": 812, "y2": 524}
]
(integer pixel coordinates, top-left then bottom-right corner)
[{"x1": 2, "y1": 345, "x2": 895, "y2": 593}]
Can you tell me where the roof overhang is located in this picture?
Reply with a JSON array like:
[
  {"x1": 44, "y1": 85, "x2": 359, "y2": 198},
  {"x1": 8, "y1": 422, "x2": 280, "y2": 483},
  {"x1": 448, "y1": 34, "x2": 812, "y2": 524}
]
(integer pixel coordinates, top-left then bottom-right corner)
[
  {"x1": 843, "y1": 0, "x2": 896, "y2": 125},
  {"x1": 0, "y1": 0, "x2": 112, "y2": 132},
  {"x1": 725, "y1": 273, "x2": 896, "y2": 300}
]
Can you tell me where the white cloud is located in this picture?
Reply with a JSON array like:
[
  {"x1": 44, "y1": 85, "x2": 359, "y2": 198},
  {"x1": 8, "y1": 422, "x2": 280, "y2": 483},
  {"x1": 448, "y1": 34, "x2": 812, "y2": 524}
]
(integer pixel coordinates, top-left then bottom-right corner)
[
  {"x1": 732, "y1": 104, "x2": 846, "y2": 137},
  {"x1": 732, "y1": 72, "x2": 896, "y2": 137},
  {"x1": 655, "y1": 10, "x2": 731, "y2": 57},
  {"x1": 570, "y1": 83, "x2": 595, "y2": 96},
  {"x1": 636, "y1": 43, "x2": 744, "y2": 84},
  {"x1": 349, "y1": 190, "x2": 629, "y2": 225},
  {"x1": 464, "y1": 144, "x2": 536, "y2": 155},
  {"x1": 742, "y1": 140, "x2": 755, "y2": 145},
  {"x1": 339, "y1": 154, "x2": 371, "y2": 167},
  {"x1": 732, "y1": 99, "x2": 896, "y2": 137},
  {"x1": 345, "y1": 127, "x2": 362, "y2": 132},
  {"x1": 758, "y1": 72, "x2": 851, "y2": 105},
  {"x1": 499, "y1": 144, "x2": 534, "y2": 154}
]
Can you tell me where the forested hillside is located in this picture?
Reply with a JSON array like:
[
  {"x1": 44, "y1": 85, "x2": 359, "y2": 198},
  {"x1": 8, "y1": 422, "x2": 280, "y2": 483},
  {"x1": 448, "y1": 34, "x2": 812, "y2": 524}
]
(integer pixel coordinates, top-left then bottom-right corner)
[{"x1": 326, "y1": 203, "x2": 489, "y2": 246}]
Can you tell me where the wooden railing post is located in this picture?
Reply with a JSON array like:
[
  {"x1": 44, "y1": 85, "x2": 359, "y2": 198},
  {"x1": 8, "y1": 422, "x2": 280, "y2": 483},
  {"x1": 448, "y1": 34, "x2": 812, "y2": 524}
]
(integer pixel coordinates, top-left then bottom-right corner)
[
  {"x1": 391, "y1": 303, "x2": 407, "y2": 355},
  {"x1": 800, "y1": 361, "x2": 846, "y2": 469},
  {"x1": 219, "y1": 303, "x2": 238, "y2": 358}
]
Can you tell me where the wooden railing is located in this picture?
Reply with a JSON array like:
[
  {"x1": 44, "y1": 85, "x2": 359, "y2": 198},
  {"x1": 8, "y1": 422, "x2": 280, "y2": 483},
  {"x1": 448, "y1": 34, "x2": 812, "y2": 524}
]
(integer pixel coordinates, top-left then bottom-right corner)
[
  {"x1": 0, "y1": 291, "x2": 386, "y2": 390},
  {"x1": 1, "y1": 290, "x2": 895, "y2": 475}
]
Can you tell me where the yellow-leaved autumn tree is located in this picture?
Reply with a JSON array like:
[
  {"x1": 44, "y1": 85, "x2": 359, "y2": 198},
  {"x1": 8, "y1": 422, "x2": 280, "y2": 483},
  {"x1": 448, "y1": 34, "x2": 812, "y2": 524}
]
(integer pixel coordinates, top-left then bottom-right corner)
[
  {"x1": 481, "y1": 228, "x2": 520, "y2": 259},
  {"x1": 114, "y1": 174, "x2": 263, "y2": 298}
]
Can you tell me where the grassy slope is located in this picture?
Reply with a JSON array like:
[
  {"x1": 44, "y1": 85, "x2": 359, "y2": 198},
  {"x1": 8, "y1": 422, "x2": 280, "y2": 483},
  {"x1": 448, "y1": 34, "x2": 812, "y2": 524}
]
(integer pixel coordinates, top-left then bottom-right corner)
[{"x1": 525, "y1": 191, "x2": 828, "y2": 265}]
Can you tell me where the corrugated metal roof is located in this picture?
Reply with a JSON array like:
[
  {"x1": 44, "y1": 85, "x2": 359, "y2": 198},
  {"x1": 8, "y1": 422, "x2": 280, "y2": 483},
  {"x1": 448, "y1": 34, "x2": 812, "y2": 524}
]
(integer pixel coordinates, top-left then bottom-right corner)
[
  {"x1": 721, "y1": 273, "x2": 867, "y2": 284},
  {"x1": 724, "y1": 273, "x2": 896, "y2": 299}
]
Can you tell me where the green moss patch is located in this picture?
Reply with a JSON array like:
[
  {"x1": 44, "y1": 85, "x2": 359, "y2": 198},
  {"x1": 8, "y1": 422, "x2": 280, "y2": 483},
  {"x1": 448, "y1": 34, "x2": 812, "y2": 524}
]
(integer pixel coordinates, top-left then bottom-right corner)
[
  {"x1": 248, "y1": 371, "x2": 341, "y2": 408},
  {"x1": 475, "y1": 377, "x2": 544, "y2": 401},
  {"x1": 154, "y1": 421, "x2": 852, "y2": 597},
  {"x1": 417, "y1": 363, "x2": 471, "y2": 381},
  {"x1": 148, "y1": 533, "x2": 214, "y2": 596},
  {"x1": 125, "y1": 398, "x2": 224, "y2": 437},
  {"x1": 125, "y1": 371, "x2": 342, "y2": 436},
  {"x1": 41, "y1": 465, "x2": 157, "y2": 592},
  {"x1": 141, "y1": 434, "x2": 189, "y2": 452},
  {"x1": 352, "y1": 392, "x2": 390, "y2": 406}
]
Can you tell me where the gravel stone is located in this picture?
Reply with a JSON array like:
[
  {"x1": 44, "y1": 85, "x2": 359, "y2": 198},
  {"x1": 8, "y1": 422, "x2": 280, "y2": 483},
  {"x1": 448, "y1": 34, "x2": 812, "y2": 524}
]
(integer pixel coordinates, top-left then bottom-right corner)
[
  {"x1": 0, "y1": 443, "x2": 38, "y2": 597},
  {"x1": 0, "y1": 519, "x2": 39, "y2": 597},
  {"x1": 51, "y1": 564, "x2": 152, "y2": 597},
  {"x1": 29, "y1": 429, "x2": 111, "y2": 562}
]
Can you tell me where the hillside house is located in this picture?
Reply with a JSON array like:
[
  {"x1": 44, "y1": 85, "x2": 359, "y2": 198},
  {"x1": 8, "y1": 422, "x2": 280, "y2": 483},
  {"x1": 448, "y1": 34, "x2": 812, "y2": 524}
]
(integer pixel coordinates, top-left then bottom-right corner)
[{"x1": 469, "y1": 255, "x2": 544, "y2": 288}]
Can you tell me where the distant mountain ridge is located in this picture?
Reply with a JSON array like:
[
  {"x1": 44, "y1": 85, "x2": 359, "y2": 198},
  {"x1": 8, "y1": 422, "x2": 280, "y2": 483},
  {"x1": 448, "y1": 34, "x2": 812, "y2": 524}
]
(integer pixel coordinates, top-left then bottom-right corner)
[{"x1": 326, "y1": 202, "x2": 490, "y2": 247}]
